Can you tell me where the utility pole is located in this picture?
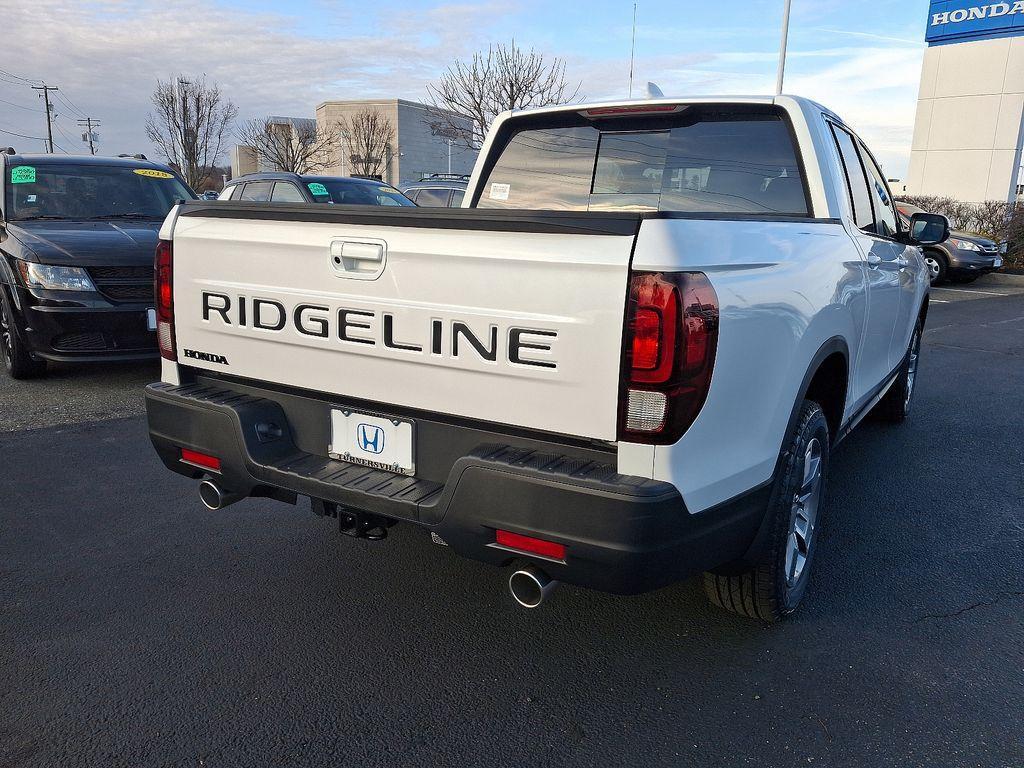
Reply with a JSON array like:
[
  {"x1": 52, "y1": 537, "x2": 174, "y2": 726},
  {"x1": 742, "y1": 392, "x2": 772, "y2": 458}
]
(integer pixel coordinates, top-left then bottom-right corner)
[
  {"x1": 776, "y1": 0, "x2": 793, "y2": 95},
  {"x1": 77, "y1": 117, "x2": 100, "y2": 155},
  {"x1": 31, "y1": 84, "x2": 58, "y2": 153}
]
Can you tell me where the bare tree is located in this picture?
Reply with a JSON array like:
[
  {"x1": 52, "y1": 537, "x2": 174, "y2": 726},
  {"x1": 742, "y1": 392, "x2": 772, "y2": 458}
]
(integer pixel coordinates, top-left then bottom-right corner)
[
  {"x1": 145, "y1": 76, "x2": 238, "y2": 190},
  {"x1": 341, "y1": 110, "x2": 396, "y2": 178},
  {"x1": 235, "y1": 117, "x2": 339, "y2": 174},
  {"x1": 426, "y1": 41, "x2": 581, "y2": 150}
]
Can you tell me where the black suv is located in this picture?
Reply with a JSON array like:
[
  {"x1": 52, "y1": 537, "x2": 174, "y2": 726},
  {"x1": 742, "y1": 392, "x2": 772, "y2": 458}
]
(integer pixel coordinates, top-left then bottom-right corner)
[
  {"x1": 219, "y1": 173, "x2": 415, "y2": 206},
  {"x1": 0, "y1": 153, "x2": 196, "y2": 378}
]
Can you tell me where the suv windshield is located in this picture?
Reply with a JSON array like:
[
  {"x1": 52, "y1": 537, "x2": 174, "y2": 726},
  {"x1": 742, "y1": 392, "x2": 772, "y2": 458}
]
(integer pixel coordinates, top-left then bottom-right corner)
[
  {"x1": 5, "y1": 163, "x2": 195, "y2": 221},
  {"x1": 476, "y1": 105, "x2": 809, "y2": 215},
  {"x1": 306, "y1": 180, "x2": 415, "y2": 206}
]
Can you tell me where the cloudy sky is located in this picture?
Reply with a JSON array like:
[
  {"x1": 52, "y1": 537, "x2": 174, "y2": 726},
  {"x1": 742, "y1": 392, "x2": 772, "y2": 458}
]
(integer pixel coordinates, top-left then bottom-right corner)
[{"x1": 1, "y1": 0, "x2": 930, "y2": 178}]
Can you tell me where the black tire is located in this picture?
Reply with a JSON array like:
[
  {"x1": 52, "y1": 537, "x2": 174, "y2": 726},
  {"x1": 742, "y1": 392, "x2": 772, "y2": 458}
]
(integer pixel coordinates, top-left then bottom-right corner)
[
  {"x1": 703, "y1": 400, "x2": 830, "y2": 622},
  {"x1": 922, "y1": 249, "x2": 947, "y2": 285},
  {"x1": 0, "y1": 288, "x2": 47, "y2": 379},
  {"x1": 875, "y1": 318, "x2": 922, "y2": 424}
]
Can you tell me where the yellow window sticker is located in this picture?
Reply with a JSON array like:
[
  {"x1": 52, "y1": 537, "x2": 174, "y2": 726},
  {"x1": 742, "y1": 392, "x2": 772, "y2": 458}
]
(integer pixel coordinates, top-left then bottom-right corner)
[
  {"x1": 11, "y1": 166, "x2": 36, "y2": 184},
  {"x1": 133, "y1": 169, "x2": 174, "y2": 179}
]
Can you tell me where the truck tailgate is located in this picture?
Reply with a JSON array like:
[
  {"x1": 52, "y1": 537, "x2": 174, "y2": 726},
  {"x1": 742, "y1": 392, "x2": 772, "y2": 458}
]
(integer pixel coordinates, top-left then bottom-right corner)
[{"x1": 168, "y1": 204, "x2": 640, "y2": 441}]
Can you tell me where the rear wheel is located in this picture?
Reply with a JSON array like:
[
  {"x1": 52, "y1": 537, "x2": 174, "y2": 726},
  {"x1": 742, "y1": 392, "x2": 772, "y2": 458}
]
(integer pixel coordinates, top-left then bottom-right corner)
[
  {"x1": 0, "y1": 289, "x2": 47, "y2": 379},
  {"x1": 923, "y1": 250, "x2": 947, "y2": 284},
  {"x1": 876, "y1": 319, "x2": 922, "y2": 423},
  {"x1": 703, "y1": 400, "x2": 829, "y2": 622}
]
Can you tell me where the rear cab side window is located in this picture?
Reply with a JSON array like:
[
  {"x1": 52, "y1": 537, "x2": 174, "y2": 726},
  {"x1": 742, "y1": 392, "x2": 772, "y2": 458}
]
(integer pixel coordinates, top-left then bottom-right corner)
[
  {"x1": 475, "y1": 104, "x2": 810, "y2": 216},
  {"x1": 829, "y1": 124, "x2": 875, "y2": 233}
]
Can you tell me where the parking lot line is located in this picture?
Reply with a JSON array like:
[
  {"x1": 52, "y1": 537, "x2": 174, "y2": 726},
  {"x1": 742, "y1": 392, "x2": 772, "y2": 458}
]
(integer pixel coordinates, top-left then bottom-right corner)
[
  {"x1": 930, "y1": 299, "x2": 949, "y2": 303},
  {"x1": 932, "y1": 287, "x2": 1008, "y2": 296}
]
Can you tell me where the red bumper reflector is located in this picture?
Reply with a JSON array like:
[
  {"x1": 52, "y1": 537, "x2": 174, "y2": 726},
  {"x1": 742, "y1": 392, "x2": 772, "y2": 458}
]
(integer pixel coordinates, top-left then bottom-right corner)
[
  {"x1": 180, "y1": 448, "x2": 221, "y2": 471},
  {"x1": 495, "y1": 530, "x2": 566, "y2": 560}
]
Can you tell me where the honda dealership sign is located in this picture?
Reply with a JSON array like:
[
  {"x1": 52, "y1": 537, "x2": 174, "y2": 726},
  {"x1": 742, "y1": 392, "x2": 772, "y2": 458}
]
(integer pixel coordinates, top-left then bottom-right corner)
[
  {"x1": 905, "y1": 1, "x2": 1024, "y2": 203},
  {"x1": 926, "y1": 2, "x2": 1024, "y2": 44}
]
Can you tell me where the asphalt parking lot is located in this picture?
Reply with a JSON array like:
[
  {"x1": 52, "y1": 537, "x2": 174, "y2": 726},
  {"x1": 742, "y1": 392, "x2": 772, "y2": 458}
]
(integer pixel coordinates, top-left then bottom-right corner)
[{"x1": 1, "y1": 274, "x2": 1022, "y2": 768}]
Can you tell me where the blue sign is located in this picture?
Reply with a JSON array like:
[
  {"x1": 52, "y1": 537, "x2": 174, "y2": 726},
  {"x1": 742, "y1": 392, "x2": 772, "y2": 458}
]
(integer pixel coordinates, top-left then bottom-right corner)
[{"x1": 926, "y1": 1, "x2": 1024, "y2": 45}]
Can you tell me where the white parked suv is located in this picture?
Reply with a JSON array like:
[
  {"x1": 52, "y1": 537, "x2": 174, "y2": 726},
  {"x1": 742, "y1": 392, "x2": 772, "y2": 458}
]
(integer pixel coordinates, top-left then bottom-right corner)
[{"x1": 145, "y1": 96, "x2": 948, "y2": 620}]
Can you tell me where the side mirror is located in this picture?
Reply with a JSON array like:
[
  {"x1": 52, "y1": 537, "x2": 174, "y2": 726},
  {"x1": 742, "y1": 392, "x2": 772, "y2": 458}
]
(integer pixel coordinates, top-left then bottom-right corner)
[{"x1": 902, "y1": 212, "x2": 949, "y2": 246}]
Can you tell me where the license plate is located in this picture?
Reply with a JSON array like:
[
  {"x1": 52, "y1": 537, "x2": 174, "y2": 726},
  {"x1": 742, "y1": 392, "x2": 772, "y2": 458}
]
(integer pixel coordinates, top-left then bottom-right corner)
[
  {"x1": 146, "y1": 308, "x2": 157, "y2": 331},
  {"x1": 328, "y1": 409, "x2": 415, "y2": 475}
]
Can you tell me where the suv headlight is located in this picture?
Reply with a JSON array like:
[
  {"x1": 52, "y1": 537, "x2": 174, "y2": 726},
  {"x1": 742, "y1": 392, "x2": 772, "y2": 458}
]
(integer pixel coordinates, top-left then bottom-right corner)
[
  {"x1": 949, "y1": 238, "x2": 981, "y2": 252},
  {"x1": 16, "y1": 260, "x2": 97, "y2": 291}
]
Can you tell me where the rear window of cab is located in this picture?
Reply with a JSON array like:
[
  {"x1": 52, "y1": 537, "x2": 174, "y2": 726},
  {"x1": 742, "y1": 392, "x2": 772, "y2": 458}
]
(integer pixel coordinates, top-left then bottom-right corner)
[{"x1": 475, "y1": 104, "x2": 809, "y2": 216}]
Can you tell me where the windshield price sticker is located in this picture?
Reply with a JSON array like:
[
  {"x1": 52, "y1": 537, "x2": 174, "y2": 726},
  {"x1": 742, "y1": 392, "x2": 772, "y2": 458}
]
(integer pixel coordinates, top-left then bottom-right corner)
[
  {"x1": 133, "y1": 169, "x2": 174, "y2": 179},
  {"x1": 308, "y1": 182, "x2": 328, "y2": 196},
  {"x1": 489, "y1": 182, "x2": 510, "y2": 201},
  {"x1": 11, "y1": 166, "x2": 36, "y2": 184}
]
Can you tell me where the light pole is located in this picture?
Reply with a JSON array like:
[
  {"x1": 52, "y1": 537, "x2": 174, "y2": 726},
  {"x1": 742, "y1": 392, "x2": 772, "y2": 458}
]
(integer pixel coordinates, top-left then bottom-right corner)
[{"x1": 776, "y1": 0, "x2": 793, "y2": 95}]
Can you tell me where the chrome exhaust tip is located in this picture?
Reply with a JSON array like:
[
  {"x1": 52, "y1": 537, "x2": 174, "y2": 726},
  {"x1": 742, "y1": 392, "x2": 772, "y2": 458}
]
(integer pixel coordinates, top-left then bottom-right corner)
[
  {"x1": 198, "y1": 479, "x2": 243, "y2": 511},
  {"x1": 508, "y1": 565, "x2": 558, "y2": 608}
]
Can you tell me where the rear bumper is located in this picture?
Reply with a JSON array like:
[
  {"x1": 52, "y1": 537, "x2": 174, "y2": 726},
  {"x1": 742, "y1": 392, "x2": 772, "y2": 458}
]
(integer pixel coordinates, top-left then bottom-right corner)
[
  {"x1": 145, "y1": 380, "x2": 767, "y2": 595},
  {"x1": 13, "y1": 285, "x2": 157, "y2": 361}
]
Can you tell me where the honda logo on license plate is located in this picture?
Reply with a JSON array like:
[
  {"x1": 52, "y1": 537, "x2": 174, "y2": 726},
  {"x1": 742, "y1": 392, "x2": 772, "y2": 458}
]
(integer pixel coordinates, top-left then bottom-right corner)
[{"x1": 357, "y1": 423, "x2": 385, "y2": 454}]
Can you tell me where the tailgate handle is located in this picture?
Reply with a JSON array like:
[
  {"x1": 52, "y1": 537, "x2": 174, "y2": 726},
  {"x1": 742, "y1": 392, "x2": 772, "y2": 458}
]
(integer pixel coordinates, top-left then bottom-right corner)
[{"x1": 330, "y1": 238, "x2": 387, "y2": 280}]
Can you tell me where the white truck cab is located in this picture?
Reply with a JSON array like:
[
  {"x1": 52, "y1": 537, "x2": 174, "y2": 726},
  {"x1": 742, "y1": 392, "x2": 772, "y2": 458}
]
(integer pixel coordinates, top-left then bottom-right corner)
[{"x1": 146, "y1": 96, "x2": 948, "y2": 619}]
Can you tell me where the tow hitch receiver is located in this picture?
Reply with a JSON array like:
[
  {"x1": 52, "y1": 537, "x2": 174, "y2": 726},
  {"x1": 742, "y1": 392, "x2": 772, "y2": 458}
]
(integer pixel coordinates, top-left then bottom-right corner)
[{"x1": 311, "y1": 498, "x2": 395, "y2": 541}]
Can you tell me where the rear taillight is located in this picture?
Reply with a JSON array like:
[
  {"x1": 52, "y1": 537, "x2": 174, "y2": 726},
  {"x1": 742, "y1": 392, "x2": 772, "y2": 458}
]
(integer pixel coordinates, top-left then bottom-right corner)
[
  {"x1": 154, "y1": 239, "x2": 175, "y2": 361},
  {"x1": 618, "y1": 271, "x2": 719, "y2": 444}
]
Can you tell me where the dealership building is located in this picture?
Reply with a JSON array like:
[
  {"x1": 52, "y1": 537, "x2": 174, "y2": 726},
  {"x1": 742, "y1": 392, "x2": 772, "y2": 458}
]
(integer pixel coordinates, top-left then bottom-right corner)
[
  {"x1": 906, "y1": 1, "x2": 1024, "y2": 203},
  {"x1": 231, "y1": 100, "x2": 476, "y2": 186}
]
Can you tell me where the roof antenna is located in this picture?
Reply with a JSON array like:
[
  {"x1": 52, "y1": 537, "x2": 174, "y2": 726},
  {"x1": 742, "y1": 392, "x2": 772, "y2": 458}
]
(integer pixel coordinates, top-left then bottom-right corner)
[{"x1": 628, "y1": 3, "x2": 637, "y2": 98}]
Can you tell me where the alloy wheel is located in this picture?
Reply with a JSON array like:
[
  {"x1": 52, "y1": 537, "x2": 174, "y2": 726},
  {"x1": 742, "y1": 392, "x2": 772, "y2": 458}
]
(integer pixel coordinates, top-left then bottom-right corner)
[
  {"x1": 924, "y1": 255, "x2": 941, "y2": 283},
  {"x1": 0, "y1": 298, "x2": 13, "y2": 369},
  {"x1": 784, "y1": 438, "x2": 822, "y2": 587}
]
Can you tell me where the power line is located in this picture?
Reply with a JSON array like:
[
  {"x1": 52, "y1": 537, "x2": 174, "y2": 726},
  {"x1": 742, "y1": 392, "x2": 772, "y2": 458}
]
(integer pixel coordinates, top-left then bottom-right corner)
[
  {"x1": 0, "y1": 97, "x2": 43, "y2": 113},
  {"x1": 0, "y1": 125, "x2": 47, "y2": 140},
  {"x1": 55, "y1": 90, "x2": 87, "y2": 118},
  {"x1": 0, "y1": 67, "x2": 43, "y2": 85},
  {"x1": 54, "y1": 121, "x2": 77, "y2": 146}
]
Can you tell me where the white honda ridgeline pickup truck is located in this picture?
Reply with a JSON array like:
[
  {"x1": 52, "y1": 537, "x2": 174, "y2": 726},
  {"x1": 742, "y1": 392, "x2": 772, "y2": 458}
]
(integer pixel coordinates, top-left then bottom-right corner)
[{"x1": 146, "y1": 96, "x2": 949, "y2": 620}]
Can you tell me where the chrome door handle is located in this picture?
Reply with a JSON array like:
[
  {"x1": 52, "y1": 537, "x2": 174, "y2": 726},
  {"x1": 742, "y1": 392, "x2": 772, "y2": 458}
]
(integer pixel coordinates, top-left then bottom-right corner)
[{"x1": 866, "y1": 253, "x2": 882, "y2": 267}]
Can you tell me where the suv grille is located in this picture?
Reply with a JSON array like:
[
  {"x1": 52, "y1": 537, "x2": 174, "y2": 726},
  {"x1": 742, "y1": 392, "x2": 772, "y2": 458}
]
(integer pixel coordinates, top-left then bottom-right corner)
[{"x1": 87, "y1": 265, "x2": 154, "y2": 304}]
